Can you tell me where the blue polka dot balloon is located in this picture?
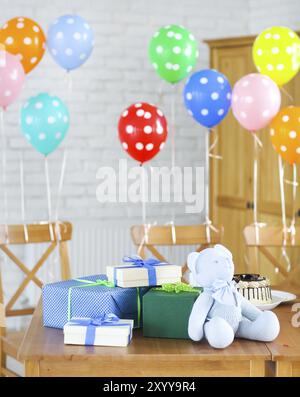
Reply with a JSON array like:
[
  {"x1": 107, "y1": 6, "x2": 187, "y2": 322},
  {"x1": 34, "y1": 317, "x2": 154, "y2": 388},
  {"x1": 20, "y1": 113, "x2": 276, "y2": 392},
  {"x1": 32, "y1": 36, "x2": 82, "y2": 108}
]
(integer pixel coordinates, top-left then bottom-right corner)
[
  {"x1": 47, "y1": 14, "x2": 94, "y2": 71},
  {"x1": 21, "y1": 93, "x2": 70, "y2": 156},
  {"x1": 183, "y1": 69, "x2": 232, "y2": 128}
]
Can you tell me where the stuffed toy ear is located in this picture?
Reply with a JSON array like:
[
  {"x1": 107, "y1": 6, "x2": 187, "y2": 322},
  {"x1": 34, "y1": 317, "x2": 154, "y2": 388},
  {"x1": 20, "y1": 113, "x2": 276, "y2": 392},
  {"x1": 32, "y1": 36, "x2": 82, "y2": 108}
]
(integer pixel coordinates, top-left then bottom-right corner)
[
  {"x1": 214, "y1": 244, "x2": 232, "y2": 260},
  {"x1": 187, "y1": 252, "x2": 199, "y2": 273}
]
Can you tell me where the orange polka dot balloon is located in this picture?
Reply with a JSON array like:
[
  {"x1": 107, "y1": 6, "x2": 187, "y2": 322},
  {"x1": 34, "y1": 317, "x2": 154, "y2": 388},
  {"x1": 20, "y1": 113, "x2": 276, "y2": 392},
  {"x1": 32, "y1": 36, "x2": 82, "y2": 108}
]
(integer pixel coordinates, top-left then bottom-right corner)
[
  {"x1": 270, "y1": 106, "x2": 300, "y2": 164},
  {"x1": 0, "y1": 17, "x2": 46, "y2": 74}
]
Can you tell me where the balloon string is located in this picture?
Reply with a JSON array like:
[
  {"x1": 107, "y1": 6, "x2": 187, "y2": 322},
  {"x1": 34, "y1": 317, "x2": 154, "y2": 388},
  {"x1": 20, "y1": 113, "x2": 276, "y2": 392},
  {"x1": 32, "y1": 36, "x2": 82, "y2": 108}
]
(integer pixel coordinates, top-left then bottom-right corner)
[
  {"x1": 158, "y1": 81, "x2": 164, "y2": 107},
  {"x1": 140, "y1": 167, "x2": 153, "y2": 247},
  {"x1": 278, "y1": 155, "x2": 287, "y2": 241},
  {"x1": 54, "y1": 149, "x2": 68, "y2": 241},
  {"x1": 290, "y1": 163, "x2": 297, "y2": 246},
  {"x1": 208, "y1": 130, "x2": 223, "y2": 160},
  {"x1": 204, "y1": 129, "x2": 211, "y2": 243},
  {"x1": 141, "y1": 165, "x2": 147, "y2": 239},
  {"x1": 253, "y1": 132, "x2": 263, "y2": 149},
  {"x1": 19, "y1": 153, "x2": 28, "y2": 243},
  {"x1": 253, "y1": 133, "x2": 260, "y2": 244},
  {"x1": 209, "y1": 133, "x2": 219, "y2": 152},
  {"x1": 0, "y1": 109, "x2": 9, "y2": 243},
  {"x1": 44, "y1": 156, "x2": 54, "y2": 241},
  {"x1": 170, "y1": 84, "x2": 176, "y2": 244},
  {"x1": 278, "y1": 155, "x2": 291, "y2": 272},
  {"x1": 280, "y1": 86, "x2": 294, "y2": 104},
  {"x1": 203, "y1": 129, "x2": 221, "y2": 245},
  {"x1": 65, "y1": 71, "x2": 73, "y2": 105},
  {"x1": 171, "y1": 85, "x2": 176, "y2": 172},
  {"x1": 284, "y1": 178, "x2": 298, "y2": 186}
]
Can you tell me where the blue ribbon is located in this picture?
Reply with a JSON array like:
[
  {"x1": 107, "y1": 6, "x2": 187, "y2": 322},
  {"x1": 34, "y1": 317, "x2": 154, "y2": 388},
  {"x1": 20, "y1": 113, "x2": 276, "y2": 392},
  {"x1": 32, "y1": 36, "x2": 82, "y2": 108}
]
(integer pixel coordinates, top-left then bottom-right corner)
[
  {"x1": 114, "y1": 255, "x2": 167, "y2": 287},
  {"x1": 68, "y1": 313, "x2": 132, "y2": 345}
]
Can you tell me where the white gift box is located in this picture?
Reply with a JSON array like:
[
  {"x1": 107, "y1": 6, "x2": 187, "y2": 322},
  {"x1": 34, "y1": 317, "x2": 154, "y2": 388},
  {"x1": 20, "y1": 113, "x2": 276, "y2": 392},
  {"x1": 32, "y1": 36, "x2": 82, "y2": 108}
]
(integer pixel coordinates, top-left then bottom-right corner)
[
  {"x1": 106, "y1": 263, "x2": 182, "y2": 288},
  {"x1": 63, "y1": 317, "x2": 133, "y2": 347}
]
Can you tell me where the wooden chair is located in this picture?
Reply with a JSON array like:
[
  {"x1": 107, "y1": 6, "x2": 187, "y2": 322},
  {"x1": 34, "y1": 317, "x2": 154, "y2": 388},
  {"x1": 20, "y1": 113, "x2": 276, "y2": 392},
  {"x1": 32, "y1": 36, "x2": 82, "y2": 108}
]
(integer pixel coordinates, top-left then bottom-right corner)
[
  {"x1": 0, "y1": 222, "x2": 72, "y2": 377},
  {"x1": 131, "y1": 224, "x2": 223, "y2": 276},
  {"x1": 243, "y1": 225, "x2": 300, "y2": 292}
]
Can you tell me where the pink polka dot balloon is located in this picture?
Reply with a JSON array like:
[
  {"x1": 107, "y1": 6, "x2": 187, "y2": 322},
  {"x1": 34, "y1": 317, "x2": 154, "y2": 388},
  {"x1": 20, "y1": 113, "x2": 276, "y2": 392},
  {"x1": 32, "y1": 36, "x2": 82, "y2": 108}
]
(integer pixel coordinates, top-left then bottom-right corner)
[
  {"x1": 0, "y1": 50, "x2": 25, "y2": 110},
  {"x1": 118, "y1": 102, "x2": 168, "y2": 164},
  {"x1": 231, "y1": 73, "x2": 281, "y2": 131}
]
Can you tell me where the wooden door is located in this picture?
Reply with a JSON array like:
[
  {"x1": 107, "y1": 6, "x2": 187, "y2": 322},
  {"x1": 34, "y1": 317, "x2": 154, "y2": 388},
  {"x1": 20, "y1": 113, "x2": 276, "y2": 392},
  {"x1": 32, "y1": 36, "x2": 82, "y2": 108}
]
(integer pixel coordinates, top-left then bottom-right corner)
[
  {"x1": 207, "y1": 36, "x2": 300, "y2": 282},
  {"x1": 209, "y1": 42, "x2": 254, "y2": 272}
]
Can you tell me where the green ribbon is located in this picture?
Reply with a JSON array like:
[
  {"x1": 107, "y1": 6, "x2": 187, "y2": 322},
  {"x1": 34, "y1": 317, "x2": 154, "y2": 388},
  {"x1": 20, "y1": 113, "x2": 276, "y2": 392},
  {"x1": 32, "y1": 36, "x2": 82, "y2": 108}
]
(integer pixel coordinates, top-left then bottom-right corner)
[
  {"x1": 67, "y1": 278, "x2": 141, "y2": 327},
  {"x1": 153, "y1": 282, "x2": 202, "y2": 294},
  {"x1": 136, "y1": 287, "x2": 141, "y2": 328}
]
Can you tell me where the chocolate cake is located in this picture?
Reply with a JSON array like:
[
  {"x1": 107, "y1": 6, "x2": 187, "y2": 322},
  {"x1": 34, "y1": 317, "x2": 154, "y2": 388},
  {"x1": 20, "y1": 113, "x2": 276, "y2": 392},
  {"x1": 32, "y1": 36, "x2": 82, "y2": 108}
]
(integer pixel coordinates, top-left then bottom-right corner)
[{"x1": 233, "y1": 274, "x2": 272, "y2": 305}]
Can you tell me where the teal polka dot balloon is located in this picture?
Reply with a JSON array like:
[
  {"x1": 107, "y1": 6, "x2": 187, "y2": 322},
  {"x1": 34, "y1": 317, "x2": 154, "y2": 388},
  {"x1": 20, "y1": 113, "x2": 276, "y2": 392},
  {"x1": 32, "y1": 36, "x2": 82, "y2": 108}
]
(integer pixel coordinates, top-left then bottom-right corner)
[
  {"x1": 149, "y1": 24, "x2": 198, "y2": 84},
  {"x1": 21, "y1": 93, "x2": 70, "y2": 156}
]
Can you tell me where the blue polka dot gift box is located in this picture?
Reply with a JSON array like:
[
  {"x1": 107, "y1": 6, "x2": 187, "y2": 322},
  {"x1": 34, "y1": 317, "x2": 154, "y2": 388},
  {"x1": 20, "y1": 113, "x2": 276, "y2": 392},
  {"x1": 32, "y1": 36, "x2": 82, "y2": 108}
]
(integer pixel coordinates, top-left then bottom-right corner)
[{"x1": 42, "y1": 274, "x2": 148, "y2": 329}]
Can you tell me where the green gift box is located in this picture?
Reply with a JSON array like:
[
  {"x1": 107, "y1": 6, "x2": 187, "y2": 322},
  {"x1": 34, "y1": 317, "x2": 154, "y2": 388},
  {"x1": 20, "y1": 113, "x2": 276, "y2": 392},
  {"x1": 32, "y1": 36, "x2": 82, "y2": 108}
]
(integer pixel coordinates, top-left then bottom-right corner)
[{"x1": 143, "y1": 284, "x2": 202, "y2": 339}]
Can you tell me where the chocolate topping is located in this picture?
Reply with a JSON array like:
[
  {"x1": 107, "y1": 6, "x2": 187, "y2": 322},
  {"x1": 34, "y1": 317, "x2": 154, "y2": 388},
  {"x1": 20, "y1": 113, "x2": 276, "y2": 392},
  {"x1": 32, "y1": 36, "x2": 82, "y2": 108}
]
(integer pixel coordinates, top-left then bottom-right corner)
[{"x1": 233, "y1": 274, "x2": 265, "y2": 283}]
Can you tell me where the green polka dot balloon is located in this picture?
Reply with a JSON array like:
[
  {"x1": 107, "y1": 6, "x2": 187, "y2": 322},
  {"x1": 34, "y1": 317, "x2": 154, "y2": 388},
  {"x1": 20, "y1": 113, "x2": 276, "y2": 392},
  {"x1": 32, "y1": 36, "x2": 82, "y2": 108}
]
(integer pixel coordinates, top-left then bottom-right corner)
[
  {"x1": 21, "y1": 92, "x2": 70, "y2": 156},
  {"x1": 149, "y1": 24, "x2": 198, "y2": 84}
]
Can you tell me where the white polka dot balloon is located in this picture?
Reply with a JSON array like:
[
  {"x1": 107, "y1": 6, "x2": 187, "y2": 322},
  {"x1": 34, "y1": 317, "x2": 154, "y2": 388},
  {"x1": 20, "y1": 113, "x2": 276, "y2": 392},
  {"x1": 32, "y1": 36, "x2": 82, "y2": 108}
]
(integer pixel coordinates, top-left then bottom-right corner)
[
  {"x1": 118, "y1": 102, "x2": 168, "y2": 164},
  {"x1": 47, "y1": 15, "x2": 94, "y2": 71},
  {"x1": 21, "y1": 93, "x2": 70, "y2": 155},
  {"x1": 0, "y1": 50, "x2": 25, "y2": 110},
  {"x1": 183, "y1": 69, "x2": 232, "y2": 128},
  {"x1": 0, "y1": 17, "x2": 46, "y2": 74},
  {"x1": 231, "y1": 73, "x2": 281, "y2": 131},
  {"x1": 253, "y1": 26, "x2": 300, "y2": 86},
  {"x1": 149, "y1": 24, "x2": 198, "y2": 84},
  {"x1": 270, "y1": 106, "x2": 300, "y2": 164}
]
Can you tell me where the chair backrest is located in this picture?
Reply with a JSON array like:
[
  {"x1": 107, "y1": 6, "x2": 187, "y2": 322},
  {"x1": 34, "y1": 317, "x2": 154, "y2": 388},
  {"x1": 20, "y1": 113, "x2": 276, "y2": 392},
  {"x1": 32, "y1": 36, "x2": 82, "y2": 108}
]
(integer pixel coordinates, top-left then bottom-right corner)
[
  {"x1": 0, "y1": 222, "x2": 72, "y2": 319},
  {"x1": 243, "y1": 225, "x2": 300, "y2": 288},
  {"x1": 131, "y1": 224, "x2": 223, "y2": 275}
]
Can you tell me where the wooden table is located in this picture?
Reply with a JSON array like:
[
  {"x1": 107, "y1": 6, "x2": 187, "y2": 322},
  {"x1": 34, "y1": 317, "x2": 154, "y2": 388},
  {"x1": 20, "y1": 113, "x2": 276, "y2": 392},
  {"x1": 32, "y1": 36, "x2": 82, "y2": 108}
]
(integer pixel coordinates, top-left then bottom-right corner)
[
  {"x1": 267, "y1": 301, "x2": 300, "y2": 377},
  {"x1": 18, "y1": 301, "x2": 270, "y2": 377}
]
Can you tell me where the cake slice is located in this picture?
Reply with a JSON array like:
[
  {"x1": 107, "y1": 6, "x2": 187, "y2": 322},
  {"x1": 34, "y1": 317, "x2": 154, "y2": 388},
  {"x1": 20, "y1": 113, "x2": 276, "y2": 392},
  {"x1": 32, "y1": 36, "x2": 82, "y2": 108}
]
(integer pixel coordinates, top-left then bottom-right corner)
[{"x1": 233, "y1": 274, "x2": 272, "y2": 305}]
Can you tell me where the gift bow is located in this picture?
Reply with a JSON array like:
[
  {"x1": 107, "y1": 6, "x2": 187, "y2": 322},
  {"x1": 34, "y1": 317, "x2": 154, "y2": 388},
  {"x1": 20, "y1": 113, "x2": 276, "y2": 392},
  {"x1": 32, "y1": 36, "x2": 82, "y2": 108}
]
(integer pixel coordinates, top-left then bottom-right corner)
[
  {"x1": 154, "y1": 282, "x2": 201, "y2": 294},
  {"x1": 204, "y1": 279, "x2": 242, "y2": 307},
  {"x1": 122, "y1": 255, "x2": 165, "y2": 267},
  {"x1": 114, "y1": 255, "x2": 167, "y2": 287},
  {"x1": 69, "y1": 313, "x2": 132, "y2": 345},
  {"x1": 67, "y1": 277, "x2": 142, "y2": 327},
  {"x1": 70, "y1": 313, "x2": 121, "y2": 327}
]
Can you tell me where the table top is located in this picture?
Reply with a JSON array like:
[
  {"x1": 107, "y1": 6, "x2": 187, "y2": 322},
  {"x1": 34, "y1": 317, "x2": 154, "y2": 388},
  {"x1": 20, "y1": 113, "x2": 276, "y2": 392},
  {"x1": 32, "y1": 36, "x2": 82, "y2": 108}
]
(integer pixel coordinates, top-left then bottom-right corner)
[
  {"x1": 266, "y1": 302, "x2": 300, "y2": 361},
  {"x1": 18, "y1": 300, "x2": 271, "y2": 362}
]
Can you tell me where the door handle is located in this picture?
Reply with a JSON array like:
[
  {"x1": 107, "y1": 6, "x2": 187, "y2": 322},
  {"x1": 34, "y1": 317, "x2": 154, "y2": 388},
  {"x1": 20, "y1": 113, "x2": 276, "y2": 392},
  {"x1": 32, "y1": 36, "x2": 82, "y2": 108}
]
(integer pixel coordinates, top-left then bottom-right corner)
[{"x1": 246, "y1": 201, "x2": 254, "y2": 209}]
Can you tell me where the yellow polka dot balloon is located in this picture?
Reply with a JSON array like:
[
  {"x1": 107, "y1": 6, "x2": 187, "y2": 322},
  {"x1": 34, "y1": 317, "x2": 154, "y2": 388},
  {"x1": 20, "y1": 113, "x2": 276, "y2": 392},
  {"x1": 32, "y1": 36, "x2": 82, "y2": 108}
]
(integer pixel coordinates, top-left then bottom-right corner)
[
  {"x1": 270, "y1": 106, "x2": 300, "y2": 164},
  {"x1": 253, "y1": 26, "x2": 300, "y2": 86}
]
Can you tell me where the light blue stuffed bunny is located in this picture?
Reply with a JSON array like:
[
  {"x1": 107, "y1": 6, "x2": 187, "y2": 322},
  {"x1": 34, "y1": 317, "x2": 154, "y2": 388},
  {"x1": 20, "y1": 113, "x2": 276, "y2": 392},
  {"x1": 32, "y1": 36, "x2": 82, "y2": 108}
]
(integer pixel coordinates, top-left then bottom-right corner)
[{"x1": 188, "y1": 244, "x2": 280, "y2": 349}]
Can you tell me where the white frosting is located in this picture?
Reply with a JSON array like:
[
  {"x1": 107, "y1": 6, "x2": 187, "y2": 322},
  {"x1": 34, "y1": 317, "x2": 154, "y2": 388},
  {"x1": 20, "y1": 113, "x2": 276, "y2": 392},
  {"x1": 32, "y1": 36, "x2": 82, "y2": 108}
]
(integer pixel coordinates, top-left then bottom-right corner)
[
  {"x1": 236, "y1": 276, "x2": 272, "y2": 304},
  {"x1": 236, "y1": 278, "x2": 270, "y2": 289}
]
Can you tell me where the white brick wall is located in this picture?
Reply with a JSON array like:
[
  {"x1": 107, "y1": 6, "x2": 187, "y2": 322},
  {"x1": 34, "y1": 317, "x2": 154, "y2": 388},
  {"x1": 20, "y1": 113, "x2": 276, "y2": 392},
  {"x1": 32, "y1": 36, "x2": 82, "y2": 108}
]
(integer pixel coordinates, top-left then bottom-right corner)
[
  {"x1": 249, "y1": 0, "x2": 300, "y2": 33},
  {"x1": 0, "y1": 0, "x2": 251, "y2": 227}
]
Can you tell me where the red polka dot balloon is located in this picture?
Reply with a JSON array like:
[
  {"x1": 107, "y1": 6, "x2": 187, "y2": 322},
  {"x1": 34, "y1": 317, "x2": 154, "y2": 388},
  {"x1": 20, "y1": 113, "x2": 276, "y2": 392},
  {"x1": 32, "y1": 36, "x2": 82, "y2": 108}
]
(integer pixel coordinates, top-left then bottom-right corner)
[{"x1": 118, "y1": 102, "x2": 168, "y2": 164}]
